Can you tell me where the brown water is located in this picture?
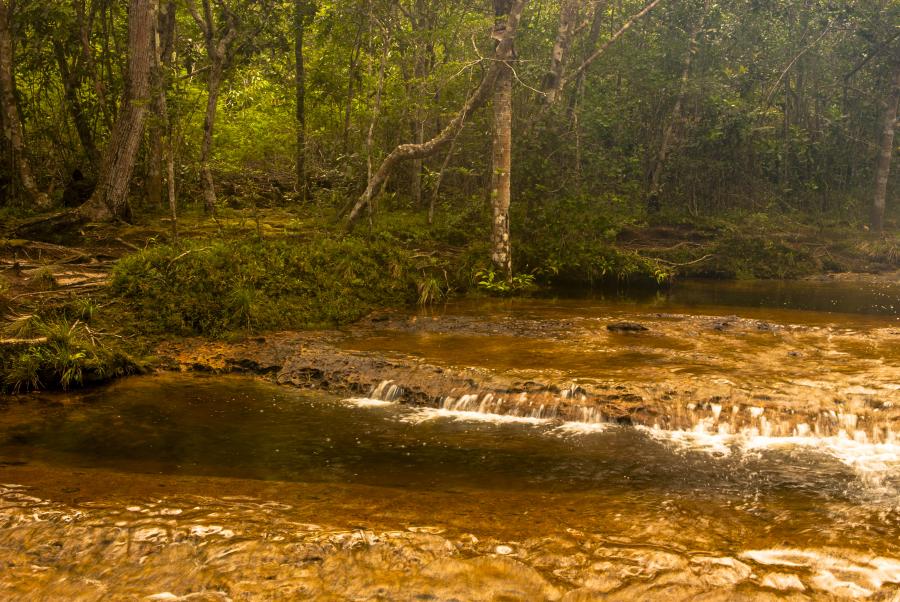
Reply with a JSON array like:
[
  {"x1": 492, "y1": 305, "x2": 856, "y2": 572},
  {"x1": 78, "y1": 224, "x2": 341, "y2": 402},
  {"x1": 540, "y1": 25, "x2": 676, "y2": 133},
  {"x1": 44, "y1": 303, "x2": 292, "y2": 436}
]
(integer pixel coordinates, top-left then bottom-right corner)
[{"x1": 2, "y1": 279, "x2": 900, "y2": 600}]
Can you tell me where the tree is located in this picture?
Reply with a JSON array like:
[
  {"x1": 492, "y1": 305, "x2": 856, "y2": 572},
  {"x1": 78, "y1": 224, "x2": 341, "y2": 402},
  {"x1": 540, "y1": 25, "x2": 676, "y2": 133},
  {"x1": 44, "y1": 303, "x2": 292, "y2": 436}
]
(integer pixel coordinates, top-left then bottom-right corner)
[
  {"x1": 186, "y1": 0, "x2": 240, "y2": 213},
  {"x1": 295, "y1": 1, "x2": 314, "y2": 197},
  {"x1": 345, "y1": 0, "x2": 528, "y2": 225},
  {"x1": 147, "y1": 0, "x2": 177, "y2": 209},
  {"x1": 0, "y1": 0, "x2": 50, "y2": 209},
  {"x1": 872, "y1": 63, "x2": 900, "y2": 233},
  {"x1": 78, "y1": 0, "x2": 157, "y2": 220},
  {"x1": 490, "y1": 0, "x2": 515, "y2": 278}
]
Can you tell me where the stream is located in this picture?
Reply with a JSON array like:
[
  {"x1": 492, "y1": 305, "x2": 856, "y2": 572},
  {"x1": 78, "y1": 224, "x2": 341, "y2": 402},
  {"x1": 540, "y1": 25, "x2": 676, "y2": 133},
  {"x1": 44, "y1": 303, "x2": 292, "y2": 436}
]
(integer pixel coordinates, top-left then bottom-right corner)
[{"x1": 2, "y1": 278, "x2": 900, "y2": 600}]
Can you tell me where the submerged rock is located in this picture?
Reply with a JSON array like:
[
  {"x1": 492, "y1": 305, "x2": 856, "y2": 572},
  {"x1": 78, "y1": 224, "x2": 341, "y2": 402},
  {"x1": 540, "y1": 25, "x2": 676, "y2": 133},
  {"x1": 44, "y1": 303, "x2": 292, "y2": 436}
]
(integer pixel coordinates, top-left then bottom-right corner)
[{"x1": 606, "y1": 322, "x2": 649, "y2": 333}]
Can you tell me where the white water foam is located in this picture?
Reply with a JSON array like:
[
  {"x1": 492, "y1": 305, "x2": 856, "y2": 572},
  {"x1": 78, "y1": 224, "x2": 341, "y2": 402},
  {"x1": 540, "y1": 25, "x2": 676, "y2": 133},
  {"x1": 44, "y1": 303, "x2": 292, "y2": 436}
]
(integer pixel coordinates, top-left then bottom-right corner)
[
  {"x1": 552, "y1": 421, "x2": 613, "y2": 435},
  {"x1": 639, "y1": 425, "x2": 900, "y2": 484},
  {"x1": 400, "y1": 407, "x2": 551, "y2": 426},
  {"x1": 344, "y1": 398, "x2": 397, "y2": 408}
]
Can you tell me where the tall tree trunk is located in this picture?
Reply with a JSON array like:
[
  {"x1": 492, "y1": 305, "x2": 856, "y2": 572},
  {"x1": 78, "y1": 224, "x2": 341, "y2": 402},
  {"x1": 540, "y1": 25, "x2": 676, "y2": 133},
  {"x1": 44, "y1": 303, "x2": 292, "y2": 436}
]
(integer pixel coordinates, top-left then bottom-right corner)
[
  {"x1": 557, "y1": 0, "x2": 664, "y2": 95},
  {"x1": 410, "y1": 53, "x2": 431, "y2": 207},
  {"x1": 200, "y1": 58, "x2": 223, "y2": 213},
  {"x1": 52, "y1": 40, "x2": 101, "y2": 169},
  {"x1": 344, "y1": 0, "x2": 528, "y2": 225},
  {"x1": 186, "y1": 0, "x2": 237, "y2": 214},
  {"x1": 645, "y1": 16, "x2": 702, "y2": 212},
  {"x1": 366, "y1": 37, "x2": 389, "y2": 184},
  {"x1": 75, "y1": 0, "x2": 113, "y2": 131},
  {"x1": 542, "y1": 0, "x2": 578, "y2": 104},
  {"x1": 0, "y1": 0, "x2": 50, "y2": 209},
  {"x1": 491, "y1": 63, "x2": 513, "y2": 277},
  {"x1": 0, "y1": 97, "x2": 9, "y2": 205},
  {"x1": 568, "y1": 1, "x2": 606, "y2": 118},
  {"x1": 78, "y1": 0, "x2": 156, "y2": 220},
  {"x1": 411, "y1": 121, "x2": 425, "y2": 206},
  {"x1": 147, "y1": 0, "x2": 176, "y2": 207},
  {"x1": 294, "y1": 0, "x2": 310, "y2": 198},
  {"x1": 430, "y1": 123, "x2": 464, "y2": 225},
  {"x1": 342, "y1": 22, "x2": 363, "y2": 156},
  {"x1": 872, "y1": 64, "x2": 900, "y2": 233},
  {"x1": 490, "y1": 0, "x2": 515, "y2": 279}
]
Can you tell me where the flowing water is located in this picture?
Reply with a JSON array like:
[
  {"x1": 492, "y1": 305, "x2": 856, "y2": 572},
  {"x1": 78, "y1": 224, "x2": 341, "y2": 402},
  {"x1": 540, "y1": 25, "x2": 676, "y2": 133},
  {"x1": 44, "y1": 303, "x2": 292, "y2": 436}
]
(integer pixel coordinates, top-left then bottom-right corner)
[{"x1": 2, "y1": 279, "x2": 900, "y2": 600}]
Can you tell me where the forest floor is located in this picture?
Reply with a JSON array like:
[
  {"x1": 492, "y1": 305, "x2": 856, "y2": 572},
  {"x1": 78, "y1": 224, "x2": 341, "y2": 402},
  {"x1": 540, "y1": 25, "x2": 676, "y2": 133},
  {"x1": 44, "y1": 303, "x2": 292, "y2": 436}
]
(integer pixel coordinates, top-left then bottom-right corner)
[{"x1": 1, "y1": 205, "x2": 898, "y2": 393}]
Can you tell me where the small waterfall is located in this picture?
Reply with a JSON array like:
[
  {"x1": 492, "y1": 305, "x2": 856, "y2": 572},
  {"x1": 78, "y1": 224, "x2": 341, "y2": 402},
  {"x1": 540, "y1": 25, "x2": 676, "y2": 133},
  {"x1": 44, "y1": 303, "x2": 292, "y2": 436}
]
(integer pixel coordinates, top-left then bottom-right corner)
[
  {"x1": 657, "y1": 401, "x2": 900, "y2": 445},
  {"x1": 438, "y1": 391, "x2": 562, "y2": 420},
  {"x1": 359, "y1": 379, "x2": 899, "y2": 455},
  {"x1": 369, "y1": 380, "x2": 403, "y2": 402}
]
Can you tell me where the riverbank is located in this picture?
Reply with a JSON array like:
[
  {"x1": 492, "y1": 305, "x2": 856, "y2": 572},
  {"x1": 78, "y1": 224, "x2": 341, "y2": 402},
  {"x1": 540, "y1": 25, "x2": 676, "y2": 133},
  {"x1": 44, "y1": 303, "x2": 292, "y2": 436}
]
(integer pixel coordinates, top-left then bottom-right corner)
[
  {"x1": 155, "y1": 295, "x2": 900, "y2": 440},
  {"x1": 1, "y1": 207, "x2": 899, "y2": 394}
]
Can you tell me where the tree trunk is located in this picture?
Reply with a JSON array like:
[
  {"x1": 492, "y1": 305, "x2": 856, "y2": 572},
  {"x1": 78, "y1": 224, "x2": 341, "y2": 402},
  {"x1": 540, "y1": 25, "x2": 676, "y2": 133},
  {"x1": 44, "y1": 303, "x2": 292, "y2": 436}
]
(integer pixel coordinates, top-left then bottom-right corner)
[
  {"x1": 872, "y1": 64, "x2": 900, "y2": 233},
  {"x1": 342, "y1": 23, "x2": 363, "y2": 156},
  {"x1": 0, "y1": 0, "x2": 50, "y2": 209},
  {"x1": 75, "y1": 0, "x2": 113, "y2": 131},
  {"x1": 147, "y1": 0, "x2": 176, "y2": 207},
  {"x1": 78, "y1": 0, "x2": 156, "y2": 220},
  {"x1": 430, "y1": 123, "x2": 464, "y2": 225},
  {"x1": 366, "y1": 36, "x2": 389, "y2": 185},
  {"x1": 557, "y1": 0, "x2": 664, "y2": 95},
  {"x1": 186, "y1": 0, "x2": 237, "y2": 214},
  {"x1": 345, "y1": 0, "x2": 528, "y2": 225},
  {"x1": 153, "y1": 0, "x2": 177, "y2": 235},
  {"x1": 200, "y1": 58, "x2": 223, "y2": 213},
  {"x1": 294, "y1": 0, "x2": 310, "y2": 198},
  {"x1": 542, "y1": 0, "x2": 578, "y2": 104},
  {"x1": 491, "y1": 62, "x2": 513, "y2": 278},
  {"x1": 645, "y1": 17, "x2": 702, "y2": 212},
  {"x1": 52, "y1": 40, "x2": 101, "y2": 169},
  {"x1": 568, "y1": 1, "x2": 606, "y2": 118},
  {"x1": 411, "y1": 122, "x2": 424, "y2": 206}
]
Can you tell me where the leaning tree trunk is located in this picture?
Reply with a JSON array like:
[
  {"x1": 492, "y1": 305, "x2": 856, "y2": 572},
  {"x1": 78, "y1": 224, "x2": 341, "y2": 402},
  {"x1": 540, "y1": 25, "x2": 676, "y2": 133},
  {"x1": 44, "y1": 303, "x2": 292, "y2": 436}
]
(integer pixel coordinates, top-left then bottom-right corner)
[
  {"x1": 872, "y1": 64, "x2": 900, "y2": 233},
  {"x1": 78, "y1": 0, "x2": 156, "y2": 220},
  {"x1": 0, "y1": 0, "x2": 50, "y2": 209}
]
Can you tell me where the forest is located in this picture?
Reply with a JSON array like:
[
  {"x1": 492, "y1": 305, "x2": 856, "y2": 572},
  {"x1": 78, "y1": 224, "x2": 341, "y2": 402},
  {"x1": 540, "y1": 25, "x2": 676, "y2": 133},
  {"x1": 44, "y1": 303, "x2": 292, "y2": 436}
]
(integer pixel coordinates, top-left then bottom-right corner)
[
  {"x1": 0, "y1": 0, "x2": 899, "y2": 390},
  {"x1": 3, "y1": 2, "x2": 900, "y2": 599}
]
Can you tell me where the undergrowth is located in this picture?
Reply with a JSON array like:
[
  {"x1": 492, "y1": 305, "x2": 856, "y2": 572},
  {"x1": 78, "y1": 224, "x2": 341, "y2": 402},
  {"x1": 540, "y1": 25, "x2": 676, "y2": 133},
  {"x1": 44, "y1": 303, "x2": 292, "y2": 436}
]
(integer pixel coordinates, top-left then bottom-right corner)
[
  {"x1": 111, "y1": 234, "x2": 454, "y2": 337},
  {"x1": 1, "y1": 309, "x2": 138, "y2": 393}
]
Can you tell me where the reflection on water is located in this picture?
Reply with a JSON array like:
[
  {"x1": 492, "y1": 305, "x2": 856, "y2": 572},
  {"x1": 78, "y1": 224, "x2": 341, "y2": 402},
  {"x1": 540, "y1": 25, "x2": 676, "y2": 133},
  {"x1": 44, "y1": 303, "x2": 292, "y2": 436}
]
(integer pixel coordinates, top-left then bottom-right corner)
[
  {"x1": 547, "y1": 277, "x2": 900, "y2": 319},
  {"x1": 2, "y1": 374, "x2": 900, "y2": 599},
  {"x1": 2, "y1": 278, "x2": 900, "y2": 600}
]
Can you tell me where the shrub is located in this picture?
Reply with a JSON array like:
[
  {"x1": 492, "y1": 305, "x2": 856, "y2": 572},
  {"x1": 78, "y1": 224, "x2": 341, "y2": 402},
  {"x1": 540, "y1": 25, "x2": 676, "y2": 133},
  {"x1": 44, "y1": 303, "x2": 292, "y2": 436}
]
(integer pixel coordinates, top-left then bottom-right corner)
[{"x1": 1, "y1": 315, "x2": 138, "y2": 393}]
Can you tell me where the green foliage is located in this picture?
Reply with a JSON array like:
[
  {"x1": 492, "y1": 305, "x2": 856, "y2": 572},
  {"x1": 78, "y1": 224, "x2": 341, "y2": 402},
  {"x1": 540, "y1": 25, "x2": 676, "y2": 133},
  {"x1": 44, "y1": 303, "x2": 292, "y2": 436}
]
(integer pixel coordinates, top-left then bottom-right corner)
[
  {"x1": 473, "y1": 269, "x2": 536, "y2": 296},
  {"x1": 0, "y1": 315, "x2": 137, "y2": 393},
  {"x1": 111, "y1": 235, "x2": 424, "y2": 337},
  {"x1": 512, "y1": 193, "x2": 669, "y2": 286}
]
